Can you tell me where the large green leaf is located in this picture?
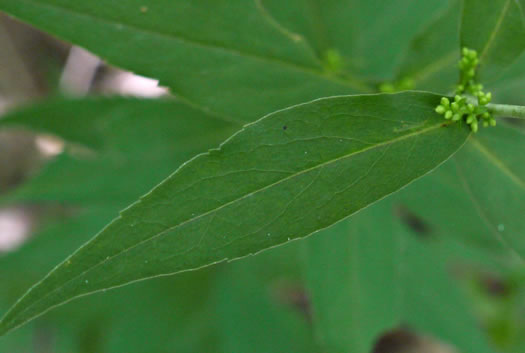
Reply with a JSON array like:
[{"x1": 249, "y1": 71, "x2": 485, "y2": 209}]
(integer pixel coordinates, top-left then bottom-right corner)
[
  {"x1": 0, "y1": 91, "x2": 469, "y2": 336},
  {"x1": 304, "y1": 199, "x2": 494, "y2": 353},
  {"x1": 461, "y1": 0, "x2": 525, "y2": 82},
  {"x1": 0, "y1": 0, "x2": 371, "y2": 122}
]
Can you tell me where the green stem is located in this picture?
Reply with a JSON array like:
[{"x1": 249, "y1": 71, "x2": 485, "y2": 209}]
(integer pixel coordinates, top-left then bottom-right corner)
[{"x1": 487, "y1": 103, "x2": 525, "y2": 119}]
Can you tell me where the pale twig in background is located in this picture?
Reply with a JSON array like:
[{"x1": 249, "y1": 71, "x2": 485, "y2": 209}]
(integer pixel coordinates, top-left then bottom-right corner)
[{"x1": 59, "y1": 46, "x2": 101, "y2": 95}]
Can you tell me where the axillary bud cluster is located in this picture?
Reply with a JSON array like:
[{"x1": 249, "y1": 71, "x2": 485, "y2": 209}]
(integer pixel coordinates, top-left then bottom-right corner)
[{"x1": 435, "y1": 48, "x2": 495, "y2": 132}]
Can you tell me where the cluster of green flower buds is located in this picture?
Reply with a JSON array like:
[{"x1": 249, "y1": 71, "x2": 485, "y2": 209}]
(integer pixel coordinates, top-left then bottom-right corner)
[
  {"x1": 458, "y1": 48, "x2": 479, "y2": 86},
  {"x1": 435, "y1": 95, "x2": 494, "y2": 132},
  {"x1": 435, "y1": 47, "x2": 495, "y2": 132},
  {"x1": 457, "y1": 48, "x2": 493, "y2": 105}
]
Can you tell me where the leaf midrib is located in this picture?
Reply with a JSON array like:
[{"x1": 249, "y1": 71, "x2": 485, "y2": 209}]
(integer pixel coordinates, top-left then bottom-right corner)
[
  {"x1": 1, "y1": 119, "x2": 449, "y2": 330},
  {"x1": 12, "y1": 0, "x2": 370, "y2": 92}
]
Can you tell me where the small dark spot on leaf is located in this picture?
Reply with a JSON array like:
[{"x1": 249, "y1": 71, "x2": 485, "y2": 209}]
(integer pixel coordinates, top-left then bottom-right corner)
[
  {"x1": 441, "y1": 123, "x2": 448, "y2": 127},
  {"x1": 394, "y1": 205, "x2": 432, "y2": 237},
  {"x1": 283, "y1": 126, "x2": 287, "y2": 130}
]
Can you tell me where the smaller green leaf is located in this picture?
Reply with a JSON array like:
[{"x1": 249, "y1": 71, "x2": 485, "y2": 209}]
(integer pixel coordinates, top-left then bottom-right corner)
[
  {"x1": 461, "y1": 0, "x2": 525, "y2": 81},
  {"x1": 0, "y1": 92, "x2": 469, "y2": 336}
]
